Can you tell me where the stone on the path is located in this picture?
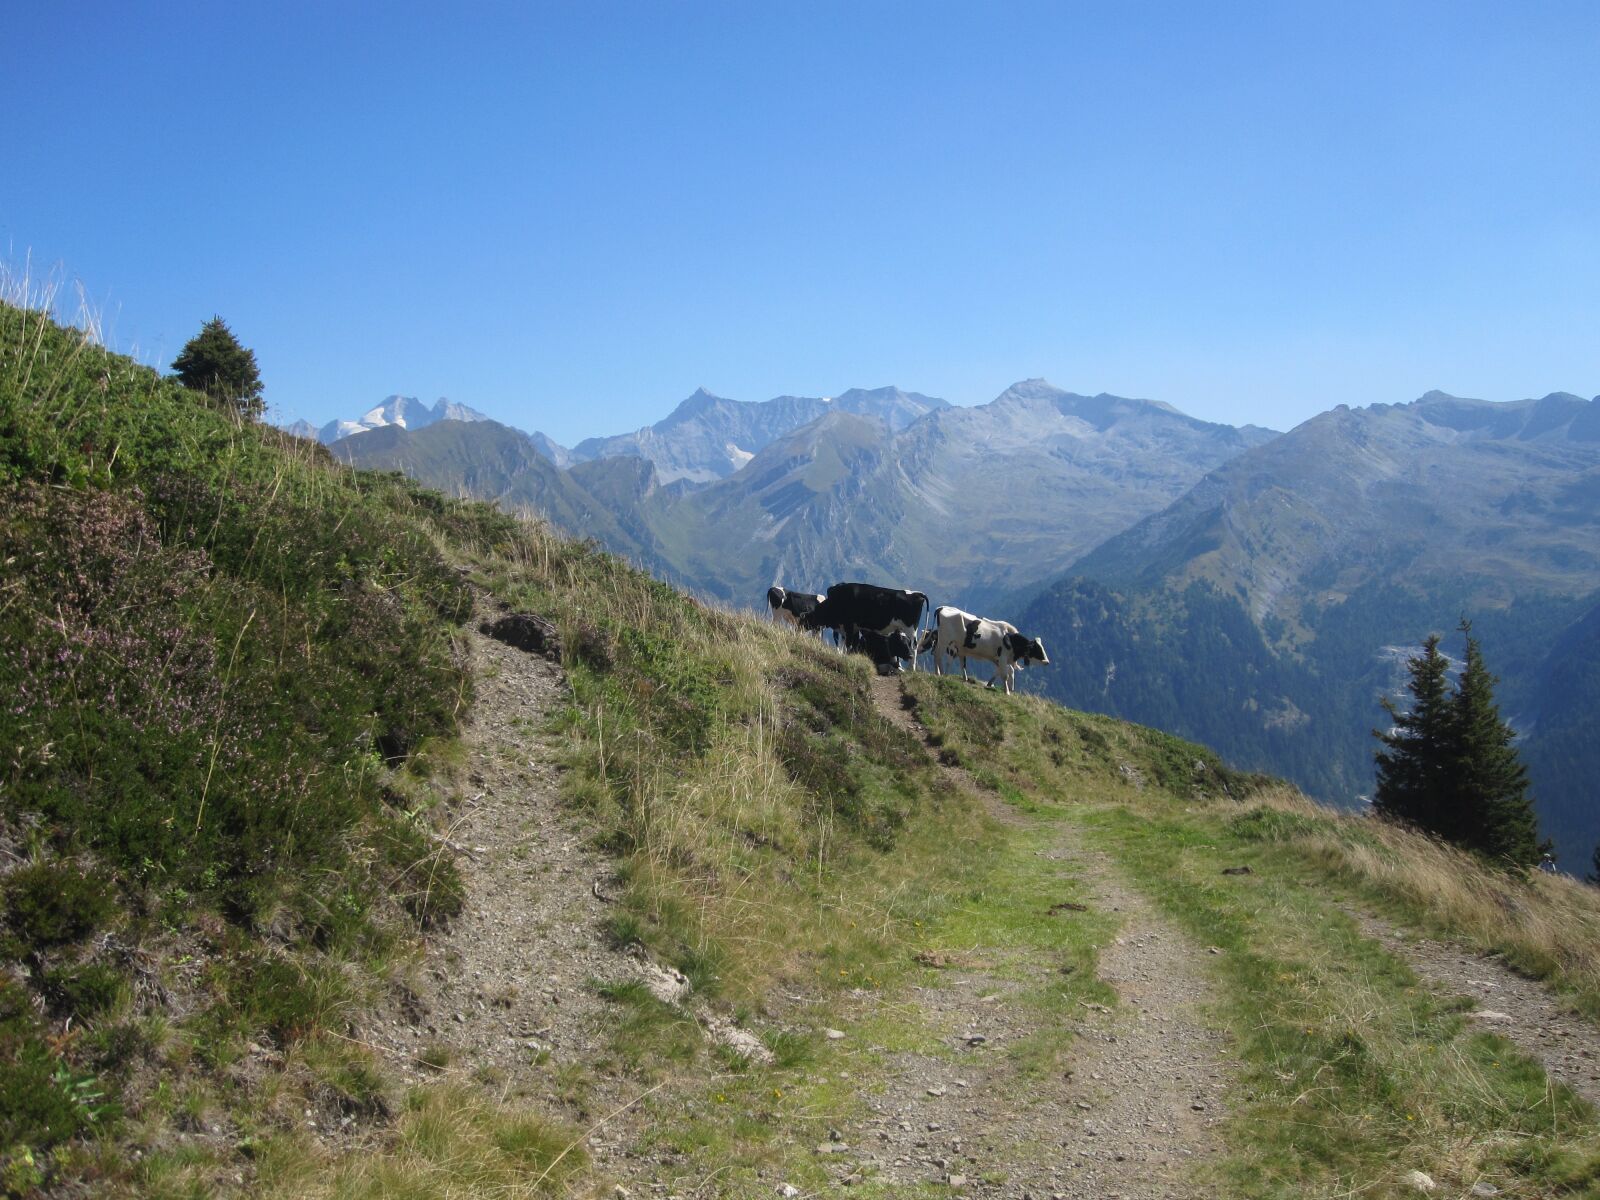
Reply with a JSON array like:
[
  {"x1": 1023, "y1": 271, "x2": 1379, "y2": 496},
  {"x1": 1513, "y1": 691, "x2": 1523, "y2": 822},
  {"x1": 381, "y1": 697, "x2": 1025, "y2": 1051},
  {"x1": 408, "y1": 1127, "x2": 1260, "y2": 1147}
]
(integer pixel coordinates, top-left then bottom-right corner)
[
  {"x1": 1472, "y1": 1010, "x2": 1514, "y2": 1025},
  {"x1": 479, "y1": 612, "x2": 561, "y2": 660},
  {"x1": 777, "y1": 1186, "x2": 800, "y2": 1198},
  {"x1": 637, "y1": 960, "x2": 691, "y2": 1004},
  {"x1": 825, "y1": 1028, "x2": 846, "y2": 1040},
  {"x1": 1404, "y1": 1170, "x2": 1438, "y2": 1193}
]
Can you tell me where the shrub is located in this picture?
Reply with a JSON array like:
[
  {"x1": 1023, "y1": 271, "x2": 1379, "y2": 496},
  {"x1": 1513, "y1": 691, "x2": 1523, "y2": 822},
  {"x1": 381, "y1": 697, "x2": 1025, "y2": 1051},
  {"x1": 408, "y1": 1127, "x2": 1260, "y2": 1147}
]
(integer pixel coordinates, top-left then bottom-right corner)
[
  {"x1": 2, "y1": 864, "x2": 115, "y2": 949},
  {"x1": 39, "y1": 963, "x2": 126, "y2": 1019}
]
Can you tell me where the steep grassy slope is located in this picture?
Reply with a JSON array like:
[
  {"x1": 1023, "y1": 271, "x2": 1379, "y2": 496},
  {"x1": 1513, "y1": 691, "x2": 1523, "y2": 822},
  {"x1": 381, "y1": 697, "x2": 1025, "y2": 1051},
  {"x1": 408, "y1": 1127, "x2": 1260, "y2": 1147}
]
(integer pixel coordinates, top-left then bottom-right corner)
[{"x1": 0, "y1": 295, "x2": 500, "y2": 1191}]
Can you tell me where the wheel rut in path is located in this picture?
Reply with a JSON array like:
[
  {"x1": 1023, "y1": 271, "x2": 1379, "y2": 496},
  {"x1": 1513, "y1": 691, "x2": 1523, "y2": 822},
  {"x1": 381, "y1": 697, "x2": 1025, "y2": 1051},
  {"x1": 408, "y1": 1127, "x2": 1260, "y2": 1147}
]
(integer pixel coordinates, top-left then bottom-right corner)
[
  {"x1": 832, "y1": 674, "x2": 1232, "y2": 1198},
  {"x1": 1351, "y1": 910, "x2": 1600, "y2": 1108}
]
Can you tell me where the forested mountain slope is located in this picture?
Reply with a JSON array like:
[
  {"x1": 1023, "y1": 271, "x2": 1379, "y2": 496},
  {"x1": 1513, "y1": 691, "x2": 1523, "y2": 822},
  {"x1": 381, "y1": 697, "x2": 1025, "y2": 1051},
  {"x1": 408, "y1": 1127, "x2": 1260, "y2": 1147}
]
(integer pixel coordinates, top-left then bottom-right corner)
[{"x1": 1020, "y1": 391, "x2": 1600, "y2": 860}]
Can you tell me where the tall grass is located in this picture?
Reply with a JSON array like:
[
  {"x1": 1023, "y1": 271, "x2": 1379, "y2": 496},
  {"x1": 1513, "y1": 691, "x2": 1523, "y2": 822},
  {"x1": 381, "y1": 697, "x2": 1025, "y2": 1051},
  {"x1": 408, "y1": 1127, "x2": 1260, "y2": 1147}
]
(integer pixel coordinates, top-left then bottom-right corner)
[
  {"x1": 470, "y1": 518, "x2": 984, "y2": 1002},
  {"x1": 1235, "y1": 788, "x2": 1600, "y2": 1014}
]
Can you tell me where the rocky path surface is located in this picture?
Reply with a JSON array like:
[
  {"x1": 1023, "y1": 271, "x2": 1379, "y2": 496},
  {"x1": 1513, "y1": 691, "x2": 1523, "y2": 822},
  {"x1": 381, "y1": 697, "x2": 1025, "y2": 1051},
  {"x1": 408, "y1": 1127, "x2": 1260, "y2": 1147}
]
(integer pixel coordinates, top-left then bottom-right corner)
[
  {"x1": 1352, "y1": 911, "x2": 1600, "y2": 1107},
  {"x1": 368, "y1": 622, "x2": 639, "y2": 1117},
  {"x1": 842, "y1": 673, "x2": 1233, "y2": 1198},
  {"x1": 362, "y1": 635, "x2": 1600, "y2": 1196}
]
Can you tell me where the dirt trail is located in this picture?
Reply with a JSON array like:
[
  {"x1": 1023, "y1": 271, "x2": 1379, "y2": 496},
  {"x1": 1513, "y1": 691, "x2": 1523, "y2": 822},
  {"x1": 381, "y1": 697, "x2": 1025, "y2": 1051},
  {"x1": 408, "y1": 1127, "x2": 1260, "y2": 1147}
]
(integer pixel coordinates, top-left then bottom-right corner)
[
  {"x1": 366, "y1": 623, "x2": 640, "y2": 1122},
  {"x1": 837, "y1": 673, "x2": 1232, "y2": 1198},
  {"x1": 1352, "y1": 911, "x2": 1600, "y2": 1107},
  {"x1": 365, "y1": 642, "x2": 1236, "y2": 1195},
  {"x1": 355, "y1": 637, "x2": 1600, "y2": 1196}
]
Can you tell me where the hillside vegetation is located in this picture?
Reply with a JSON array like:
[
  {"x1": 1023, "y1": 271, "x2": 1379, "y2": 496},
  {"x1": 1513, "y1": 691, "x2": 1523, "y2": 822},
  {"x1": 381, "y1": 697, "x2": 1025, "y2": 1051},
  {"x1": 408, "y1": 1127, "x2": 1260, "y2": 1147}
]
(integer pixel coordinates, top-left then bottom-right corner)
[{"x1": 6, "y1": 293, "x2": 1600, "y2": 1199}]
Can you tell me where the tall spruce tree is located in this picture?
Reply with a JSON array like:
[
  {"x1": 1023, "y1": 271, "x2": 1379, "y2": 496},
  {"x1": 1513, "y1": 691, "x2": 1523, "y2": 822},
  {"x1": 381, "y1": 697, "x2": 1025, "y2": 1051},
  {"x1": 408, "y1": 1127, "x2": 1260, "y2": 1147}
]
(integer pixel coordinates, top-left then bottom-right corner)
[
  {"x1": 1448, "y1": 620, "x2": 1538, "y2": 864},
  {"x1": 1373, "y1": 633, "x2": 1454, "y2": 831},
  {"x1": 172, "y1": 316, "x2": 263, "y2": 419},
  {"x1": 1373, "y1": 623, "x2": 1540, "y2": 866}
]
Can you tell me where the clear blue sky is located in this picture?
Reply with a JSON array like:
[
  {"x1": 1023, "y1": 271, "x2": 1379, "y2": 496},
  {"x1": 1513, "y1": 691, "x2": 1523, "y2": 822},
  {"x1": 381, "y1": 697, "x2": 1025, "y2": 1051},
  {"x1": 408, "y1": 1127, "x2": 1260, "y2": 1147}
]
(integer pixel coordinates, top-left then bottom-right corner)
[{"x1": 6, "y1": 2, "x2": 1597, "y2": 445}]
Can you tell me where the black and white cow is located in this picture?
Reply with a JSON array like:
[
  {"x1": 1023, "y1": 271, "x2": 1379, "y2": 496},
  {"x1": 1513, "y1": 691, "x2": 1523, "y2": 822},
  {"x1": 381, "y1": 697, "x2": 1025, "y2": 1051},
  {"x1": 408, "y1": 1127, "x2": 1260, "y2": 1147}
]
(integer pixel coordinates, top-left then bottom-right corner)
[
  {"x1": 855, "y1": 629, "x2": 918, "y2": 674},
  {"x1": 801, "y1": 582, "x2": 930, "y2": 656},
  {"x1": 929, "y1": 605, "x2": 1048, "y2": 694},
  {"x1": 767, "y1": 586, "x2": 825, "y2": 631}
]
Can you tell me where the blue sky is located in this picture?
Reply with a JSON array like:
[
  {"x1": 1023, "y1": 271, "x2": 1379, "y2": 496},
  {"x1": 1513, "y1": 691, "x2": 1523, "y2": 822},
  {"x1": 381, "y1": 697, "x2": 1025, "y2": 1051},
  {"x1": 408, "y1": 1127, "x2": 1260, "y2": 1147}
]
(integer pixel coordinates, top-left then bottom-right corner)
[{"x1": 6, "y1": 2, "x2": 1597, "y2": 445}]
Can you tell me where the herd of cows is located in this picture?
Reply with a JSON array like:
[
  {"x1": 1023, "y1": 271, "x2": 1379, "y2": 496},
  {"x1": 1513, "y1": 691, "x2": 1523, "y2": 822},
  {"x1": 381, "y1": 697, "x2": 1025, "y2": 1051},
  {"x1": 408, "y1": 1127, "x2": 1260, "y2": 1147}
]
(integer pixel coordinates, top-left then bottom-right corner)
[{"x1": 766, "y1": 582, "x2": 1049, "y2": 693}]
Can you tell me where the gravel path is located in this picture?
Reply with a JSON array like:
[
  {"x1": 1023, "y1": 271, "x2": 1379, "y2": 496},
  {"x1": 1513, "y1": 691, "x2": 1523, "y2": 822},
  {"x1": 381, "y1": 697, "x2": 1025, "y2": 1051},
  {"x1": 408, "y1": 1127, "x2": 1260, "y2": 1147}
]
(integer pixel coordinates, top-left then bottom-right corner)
[
  {"x1": 363, "y1": 647, "x2": 1238, "y2": 1196},
  {"x1": 368, "y1": 621, "x2": 638, "y2": 1118},
  {"x1": 831, "y1": 673, "x2": 1233, "y2": 1198}
]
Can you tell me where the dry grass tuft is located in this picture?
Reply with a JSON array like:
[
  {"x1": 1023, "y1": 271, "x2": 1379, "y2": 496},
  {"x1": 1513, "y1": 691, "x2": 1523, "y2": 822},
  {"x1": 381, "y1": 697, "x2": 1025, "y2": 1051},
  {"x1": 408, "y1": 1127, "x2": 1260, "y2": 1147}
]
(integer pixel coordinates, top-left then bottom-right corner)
[{"x1": 257, "y1": 1086, "x2": 592, "y2": 1199}]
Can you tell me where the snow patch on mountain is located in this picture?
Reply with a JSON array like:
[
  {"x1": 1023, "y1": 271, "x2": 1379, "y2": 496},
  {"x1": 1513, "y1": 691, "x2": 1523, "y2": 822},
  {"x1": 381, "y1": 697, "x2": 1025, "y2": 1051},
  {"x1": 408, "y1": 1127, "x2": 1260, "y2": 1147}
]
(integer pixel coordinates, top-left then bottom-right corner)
[{"x1": 297, "y1": 396, "x2": 493, "y2": 445}]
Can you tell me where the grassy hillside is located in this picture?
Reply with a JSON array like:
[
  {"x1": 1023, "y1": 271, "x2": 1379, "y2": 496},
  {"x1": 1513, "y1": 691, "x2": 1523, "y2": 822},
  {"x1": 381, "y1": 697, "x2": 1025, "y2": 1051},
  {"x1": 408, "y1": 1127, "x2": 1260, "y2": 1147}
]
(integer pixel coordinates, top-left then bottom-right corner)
[{"x1": 7, "y1": 294, "x2": 1600, "y2": 1199}]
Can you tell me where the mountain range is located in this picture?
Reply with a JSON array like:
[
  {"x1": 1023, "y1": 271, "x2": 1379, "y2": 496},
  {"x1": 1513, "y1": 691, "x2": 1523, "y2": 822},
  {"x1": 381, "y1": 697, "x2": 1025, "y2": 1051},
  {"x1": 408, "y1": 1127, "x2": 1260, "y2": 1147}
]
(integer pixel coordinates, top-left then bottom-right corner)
[
  {"x1": 329, "y1": 379, "x2": 1273, "y2": 610},
  {"x1": 568, "y1": 385, "x2": 949, "y2": 483},
  {"x1": 1017, "y1": 390, "x2": 1600, "y2": 861},
  {"x1": 284, "y1": 394, "x2": 492, "y2": 445},
  {"x1": 313, "y1": 381, "x2": 1600, "y2": 862}
]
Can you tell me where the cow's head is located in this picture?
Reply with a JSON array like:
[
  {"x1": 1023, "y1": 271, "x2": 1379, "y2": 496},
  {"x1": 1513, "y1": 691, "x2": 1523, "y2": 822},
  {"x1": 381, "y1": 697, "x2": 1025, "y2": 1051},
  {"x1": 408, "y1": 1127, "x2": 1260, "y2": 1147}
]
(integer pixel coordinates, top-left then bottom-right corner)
[
  {"x1": 916, "y1": 629, "x2": 937, "y2": 655},
  {"x1": 1004, "y1": 632, "x2": 1049, "y2": 667},
  {"x1": 767, "y1": 586, "x2": 787, "y2": 609}
]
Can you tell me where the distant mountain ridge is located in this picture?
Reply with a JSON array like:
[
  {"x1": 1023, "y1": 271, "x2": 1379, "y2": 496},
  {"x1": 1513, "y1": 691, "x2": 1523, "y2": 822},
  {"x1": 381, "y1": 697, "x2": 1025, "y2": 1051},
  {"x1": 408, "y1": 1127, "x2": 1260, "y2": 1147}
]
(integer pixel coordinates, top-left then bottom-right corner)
[
  {"x1": 334, "y1": 378, "x2": 1274, "y2": 613},
  {"x1": 284, "y1": 395, "x2": 492, "y2": 445},
  {"x1": 1075, "y1": 390, "x2": 1600, "y2": 627},
  {"x1": 568, "y1": 385, "x2": 949, "y2": 484},
  {"x1": 1015, "y1": 389, "x2": 1600, "y2": 862}
]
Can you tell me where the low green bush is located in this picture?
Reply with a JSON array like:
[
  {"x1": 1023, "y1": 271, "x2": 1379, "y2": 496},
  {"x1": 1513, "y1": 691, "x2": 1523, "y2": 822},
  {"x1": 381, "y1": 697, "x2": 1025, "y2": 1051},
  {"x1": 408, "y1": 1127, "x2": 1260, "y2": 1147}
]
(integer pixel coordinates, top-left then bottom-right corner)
[
  {"x1": 39, "y1": 963, "x2": 126, "y2": 1019},
  {"x1": 2, "y1": 863, "x2": 115, "y2": 949}
]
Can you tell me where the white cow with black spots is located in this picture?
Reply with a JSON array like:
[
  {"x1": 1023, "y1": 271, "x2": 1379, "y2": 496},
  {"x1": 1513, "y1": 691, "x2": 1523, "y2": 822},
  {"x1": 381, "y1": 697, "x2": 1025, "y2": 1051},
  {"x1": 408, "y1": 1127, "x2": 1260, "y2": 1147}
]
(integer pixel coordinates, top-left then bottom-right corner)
[{"x1": 929, "y1": 605, "x2": 1048, "y2": 694}]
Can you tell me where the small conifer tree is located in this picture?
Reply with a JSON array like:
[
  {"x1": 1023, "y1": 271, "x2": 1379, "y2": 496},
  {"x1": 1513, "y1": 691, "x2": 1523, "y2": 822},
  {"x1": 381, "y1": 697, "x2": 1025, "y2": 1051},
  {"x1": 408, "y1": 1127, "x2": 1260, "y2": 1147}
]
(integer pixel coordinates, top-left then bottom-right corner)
[
  {"x1": 172, "y1": 316, "x2": 263, "y2": 419},
  {"x1": 1373, "y1": 623, "x2": 1540, "y2": 867},
  {"x1": 1373, "y1": 634, "x2": 1454, "y2": 831},
  {"x1": 1449, "y1": 620, "x2": 1538, "y2": 863}
]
